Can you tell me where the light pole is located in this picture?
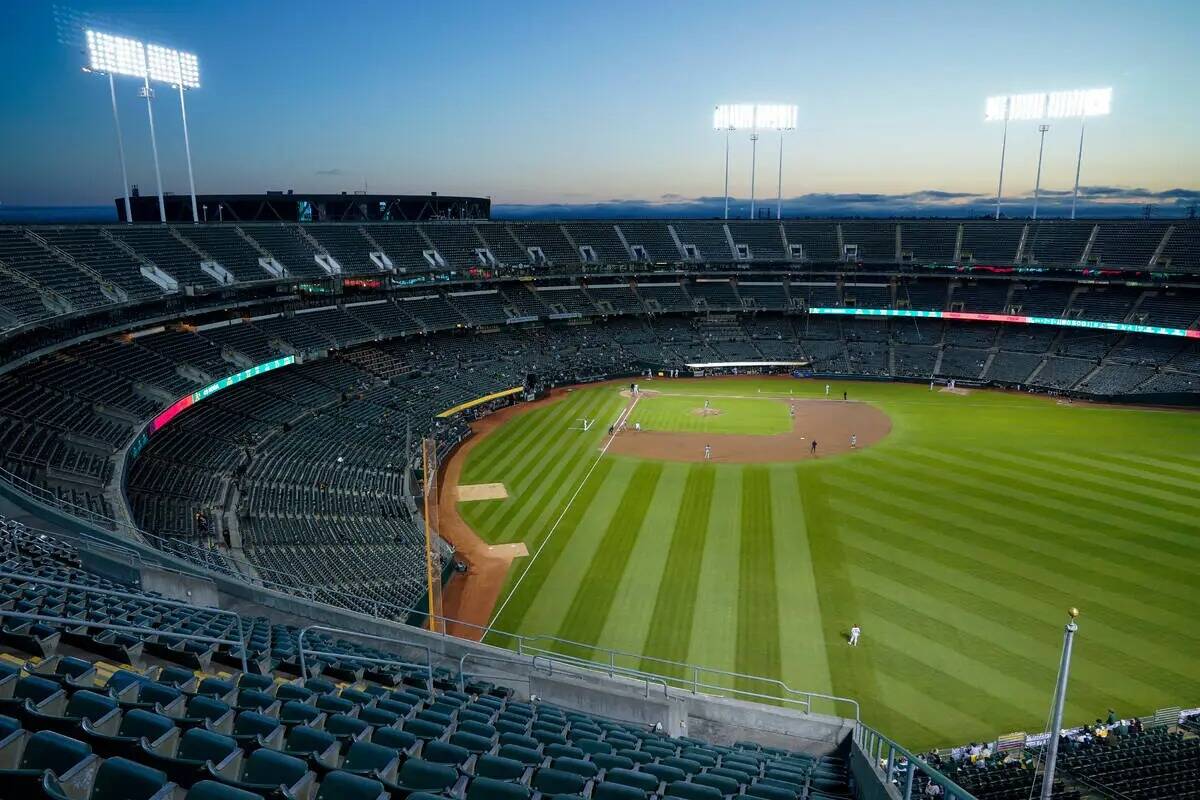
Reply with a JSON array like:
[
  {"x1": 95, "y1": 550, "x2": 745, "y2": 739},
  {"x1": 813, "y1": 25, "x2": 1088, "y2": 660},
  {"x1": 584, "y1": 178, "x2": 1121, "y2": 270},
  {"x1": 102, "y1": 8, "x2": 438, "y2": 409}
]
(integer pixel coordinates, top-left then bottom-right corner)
[
  {"x1": 84, "y1": 31, "x2": 146, "y2": 223},
  {"x1": 1033, "y1": 124, "x2": 1050, "y2": 220},
  {"x1": 722, "y1": 126, "x2": 732, "y2": 220},
  {"x1": 148, "y1": 45, "x2": 202, "y2": 223},
  {"x1": 985, "y1": 89, "x2": 1111, "y2": 222},
  {"x1": 107, "y1": 73, "x2": 133, "y2": 223},
  {"x1": 1070, "y1": 118, "x2": 1086, "y2": 220},
  {"x1": 1040, "y1": 608, "x2": 1080, "y2": 800},
  {"x1": 994, "y1": 96, "x2": 1011, "y2": 220},
  {"x1": 749, "y1": 132, "x2": 759, "y2": 219},
  {"x1": 776, "y1": 132, "x2": 784, "y2": 220},
  {"x1": 140, "y1": 76, "x2": 167, "y2": 222}
]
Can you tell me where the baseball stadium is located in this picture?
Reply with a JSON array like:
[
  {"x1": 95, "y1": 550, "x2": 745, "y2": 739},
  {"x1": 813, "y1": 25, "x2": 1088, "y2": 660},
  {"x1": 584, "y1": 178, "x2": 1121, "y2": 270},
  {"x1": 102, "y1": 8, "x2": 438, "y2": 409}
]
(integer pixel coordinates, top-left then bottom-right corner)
[{"x1": 1, "y1": 4, "x2": 1199, "y2": 800}]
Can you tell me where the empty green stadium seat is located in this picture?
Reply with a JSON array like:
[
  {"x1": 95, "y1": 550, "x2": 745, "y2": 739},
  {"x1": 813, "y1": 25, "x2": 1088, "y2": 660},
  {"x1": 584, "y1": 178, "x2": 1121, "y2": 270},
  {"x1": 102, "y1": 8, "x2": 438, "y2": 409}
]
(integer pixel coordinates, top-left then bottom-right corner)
[
  {"x1": 370, "y1": 726, "x2": 417, "y2": 753},
  {"x1": 744, "y1": 783, "x2": 799, "y2": 800},
  {"x1": 497, "y1": 743, "x2": 542, "y2": 766},
  {"x1": 593, "y1": 781, "x2": 650, "y2": 800},
  {"x1": 394, "y1": 757, "x2": 458, "y2": 793},
  {"x1": 531, "y1": 766, "x2": 588, "y2": 794},
  {"x1": 187, "y1": 780, "x2": 263, "y2": 800},
  {"x1": 44, "y1": 755, "x2": 174, "y2": 800},
  {"x1": 315, "y1": 769, "x2": 388, "y2": 800},
  {"x1": 209, "y1": 746, "x2": 311, "y2": 796},
  {"x1": 666, "y1": 781, "x2": 725, "y2": 800},
  {"x1": 140, "y1": 727, "x2": 239, "y2": 787},
  {"x1": 474, "y1": 754, "x2": 525, "y2": 780},
  {"x1": 466, "y1": 776, "x2": 531, "y2": 800},
  {"x1": 606, "y1": 767, "x2": 660, "y2": 791}
]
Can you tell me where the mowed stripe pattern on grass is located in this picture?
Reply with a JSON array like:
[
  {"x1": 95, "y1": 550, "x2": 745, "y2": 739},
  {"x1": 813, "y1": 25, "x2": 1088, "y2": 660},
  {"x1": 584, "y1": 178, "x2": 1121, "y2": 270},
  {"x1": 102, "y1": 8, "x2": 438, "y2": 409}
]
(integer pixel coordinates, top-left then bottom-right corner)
[{"x1": 460, "y1": 380, "x2": 1200, "y2": 749}]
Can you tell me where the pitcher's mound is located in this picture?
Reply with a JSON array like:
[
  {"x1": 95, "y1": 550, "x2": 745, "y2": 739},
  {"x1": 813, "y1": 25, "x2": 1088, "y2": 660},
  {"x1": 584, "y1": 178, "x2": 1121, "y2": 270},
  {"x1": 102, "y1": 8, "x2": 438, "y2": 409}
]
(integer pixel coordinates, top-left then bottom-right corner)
[
  {"x1": 457, "y1": 483, "x2": 508, "y2": 501},
  {"x1": 691, "y1": 407, "x2": 722, "y2": 417}
]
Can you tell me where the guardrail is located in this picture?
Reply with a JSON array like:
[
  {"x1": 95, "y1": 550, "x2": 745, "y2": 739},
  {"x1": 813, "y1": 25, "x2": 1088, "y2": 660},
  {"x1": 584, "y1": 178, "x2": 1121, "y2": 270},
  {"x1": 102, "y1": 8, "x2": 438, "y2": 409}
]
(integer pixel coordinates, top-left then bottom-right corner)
[
  {"x1": 296, "y1": 625, "x2": 434, "y2": 693},
  {"x1": 854, "y1": 722, "x2": 979, "y2": 800}
]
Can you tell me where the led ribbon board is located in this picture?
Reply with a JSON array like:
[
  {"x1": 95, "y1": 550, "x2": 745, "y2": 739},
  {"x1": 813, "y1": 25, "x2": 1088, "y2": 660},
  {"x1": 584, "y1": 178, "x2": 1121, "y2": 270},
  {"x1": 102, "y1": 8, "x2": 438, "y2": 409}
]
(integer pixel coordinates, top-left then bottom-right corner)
[
  {"x1": 131, "y1": 356, "x2": 295, "y2": 459},
  {"x1": 809, "y1": 308, "x2": 1200, "y2": 339}
]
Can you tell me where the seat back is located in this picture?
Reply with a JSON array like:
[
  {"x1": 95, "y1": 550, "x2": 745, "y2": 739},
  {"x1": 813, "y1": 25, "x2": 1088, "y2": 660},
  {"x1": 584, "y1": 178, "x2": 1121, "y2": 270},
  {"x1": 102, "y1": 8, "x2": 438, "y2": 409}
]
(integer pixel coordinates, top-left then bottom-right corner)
[
  {"x1": 19, "y1": 730, "x2": 93, "y2": 775},
  {"x1": 243, "y1": 747, "x2": 308, "y2": 787},
  {"x1": 119, "y1": 709, "x2": 175, "y2": 741},
  {"x1": 91, "y1": 756, "x2": 171, "y2": 800},
  {"x1": 177, "y1": 728, "x2": 238, "y2": 763},
  {"x1": 315, "y1": 769, "x2": 387, "y2": 800}
]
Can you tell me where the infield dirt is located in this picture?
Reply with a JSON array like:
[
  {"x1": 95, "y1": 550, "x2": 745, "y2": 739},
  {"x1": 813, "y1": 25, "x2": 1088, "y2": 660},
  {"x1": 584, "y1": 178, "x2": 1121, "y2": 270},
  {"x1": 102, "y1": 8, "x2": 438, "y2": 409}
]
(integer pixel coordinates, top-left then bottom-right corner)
[{"x1": 608, "y1": 395, "x2": 891, "y2": 462}]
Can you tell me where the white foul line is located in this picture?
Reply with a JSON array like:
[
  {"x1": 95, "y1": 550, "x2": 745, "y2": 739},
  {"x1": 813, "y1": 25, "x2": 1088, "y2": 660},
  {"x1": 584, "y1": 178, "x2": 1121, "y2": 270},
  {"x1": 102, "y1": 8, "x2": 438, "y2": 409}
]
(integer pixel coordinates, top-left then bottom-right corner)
[{"x1": 484, "y1": 392, "x2": 640, "y2": 636}]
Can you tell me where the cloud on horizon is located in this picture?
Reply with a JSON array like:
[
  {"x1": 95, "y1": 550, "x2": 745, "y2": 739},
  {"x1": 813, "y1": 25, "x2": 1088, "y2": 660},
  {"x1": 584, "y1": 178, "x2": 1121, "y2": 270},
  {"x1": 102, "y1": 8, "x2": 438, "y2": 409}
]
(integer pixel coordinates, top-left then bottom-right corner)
[{"x1": 493, "y1": 186, "x2": 1200, "y2": 220}]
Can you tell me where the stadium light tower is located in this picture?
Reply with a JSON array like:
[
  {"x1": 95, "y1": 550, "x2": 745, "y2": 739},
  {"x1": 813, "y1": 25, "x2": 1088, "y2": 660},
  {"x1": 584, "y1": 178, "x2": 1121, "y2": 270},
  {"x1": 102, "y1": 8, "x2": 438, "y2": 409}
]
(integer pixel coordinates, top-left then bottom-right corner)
[
  {"x1": 1032, "y1": 124, "x2": 1050, "y2": 220},
  {"x1": 83, "y1": 31, "x2": 146, "y2": 223},
  {"x1": 713, "y1": 105, "x2": 741, "y2": 220},
  {"x1": 1040, "y1": 608, "x2": 1080, "y2": 800},
  {"x1": 147, "y1": 45, "x2": 202, "y2": 222},
  {"x1": 986, "y1": 88, "x2": 1111, "y2": 221},
  {"x1": 138, "y1": 72, "x2": 167, "y2": 222},
  {"x1": 766, "y1": 105, "x2": 798, "y2": 220}
]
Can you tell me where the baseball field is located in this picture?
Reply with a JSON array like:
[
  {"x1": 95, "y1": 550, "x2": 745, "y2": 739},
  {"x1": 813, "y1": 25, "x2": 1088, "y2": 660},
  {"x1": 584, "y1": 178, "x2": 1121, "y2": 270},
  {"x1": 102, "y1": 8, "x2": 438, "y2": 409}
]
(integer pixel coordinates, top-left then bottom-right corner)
[{"x1": 441, "y1": 377, "x2": 1200, "y2": 749}]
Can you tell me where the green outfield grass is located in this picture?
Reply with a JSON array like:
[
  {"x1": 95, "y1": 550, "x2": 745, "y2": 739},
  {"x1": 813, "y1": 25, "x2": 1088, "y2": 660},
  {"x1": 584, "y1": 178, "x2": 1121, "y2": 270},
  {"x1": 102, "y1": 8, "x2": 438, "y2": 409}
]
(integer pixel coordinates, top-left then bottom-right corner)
[
  {"x1": 456, "y1": 378, "x2": 1200, "y2": 749},
  {"x1": 626, "y1": 393, "x2": 792, "y2": 436}
]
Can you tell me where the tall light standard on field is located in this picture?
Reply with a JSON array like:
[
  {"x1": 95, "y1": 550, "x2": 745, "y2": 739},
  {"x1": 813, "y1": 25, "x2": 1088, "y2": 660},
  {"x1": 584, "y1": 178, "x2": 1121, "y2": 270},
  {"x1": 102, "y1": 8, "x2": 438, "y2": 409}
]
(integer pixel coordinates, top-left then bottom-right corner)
[
  {"x1": 713, "y1": 106, "x2": 737, "y2": 220},
  {"x1": 147, "y1": 45, "x2": 202, "y2": 222},
  {"x1": 769, "y1": 105, "x2": 798, "y2": 220},
  {"x1": 1040, "y1": 608, "x2": 1080, "y2": 800},
  {"x1": 749, "y1": 131, "x2": 759, "y2": 219},
  {"x1": 986, "y1": 88, "x2": 1111, "y2": 221},
  {"x1": 139, "y1": 73, "x2": 167, "y2": 222},
  {"x1": 988, "y1": 95, "x2": 1011, "y2": 219},
  {"x1": 83, "y1": 30, "x2": 146, "y2": 223},
  {"x1": 1032, "y1": 124, "x2": 1050, "y2": 220}
]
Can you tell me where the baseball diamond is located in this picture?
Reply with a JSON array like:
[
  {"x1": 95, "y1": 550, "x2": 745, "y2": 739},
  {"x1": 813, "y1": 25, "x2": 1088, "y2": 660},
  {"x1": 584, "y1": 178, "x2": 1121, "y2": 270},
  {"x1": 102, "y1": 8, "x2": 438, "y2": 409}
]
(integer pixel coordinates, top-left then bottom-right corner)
[{"x1": 443, "y1": 377, "x2": 1200, "y2": 749}]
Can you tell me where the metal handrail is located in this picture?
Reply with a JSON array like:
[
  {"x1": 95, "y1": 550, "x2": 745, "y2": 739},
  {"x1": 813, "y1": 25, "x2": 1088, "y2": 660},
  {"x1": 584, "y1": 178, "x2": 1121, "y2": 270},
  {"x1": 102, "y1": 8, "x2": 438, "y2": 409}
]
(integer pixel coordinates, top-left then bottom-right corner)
[
  {"x1": 854, "y1": 721, "x2": 980, "y2": 800},
  {"x1": 0, "y1": 570, "x2": 249, "y2": 673},
  {"x1": 296, "y1": 625, "x2": 433, "y2": 692},
  {"x1": 512, "y1": 633, "x2": 859, "y2": 720}
]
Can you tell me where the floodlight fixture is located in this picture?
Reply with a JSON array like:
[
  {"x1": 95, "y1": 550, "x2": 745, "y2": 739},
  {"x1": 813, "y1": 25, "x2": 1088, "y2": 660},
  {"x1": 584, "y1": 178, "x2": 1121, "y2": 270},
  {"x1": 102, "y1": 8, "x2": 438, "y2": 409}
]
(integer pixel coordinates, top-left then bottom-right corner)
[
  {"x1": 83, "y1": 30, "x2": 147, "y2": 223},
  {"x1": 146, "y1": 43, "x2": 202, "y2": 221},
  {"x1": 715, "y1": 104, "x2": 797, "y2": 219},
  {"x1": 85, "y1": 30, "x2": 146, "y2": 79},
  {"x1": 146, "y1": 43, "x2": 201, "y2": 89}
]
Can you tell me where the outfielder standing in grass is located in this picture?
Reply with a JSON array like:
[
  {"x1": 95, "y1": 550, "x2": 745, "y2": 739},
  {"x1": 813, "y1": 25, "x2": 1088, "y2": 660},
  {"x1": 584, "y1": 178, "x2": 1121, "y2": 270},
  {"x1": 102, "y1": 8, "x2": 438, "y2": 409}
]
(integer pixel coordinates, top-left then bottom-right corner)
[{"x1": 849, "y1": 624, "x2": 861, "y2": 646}]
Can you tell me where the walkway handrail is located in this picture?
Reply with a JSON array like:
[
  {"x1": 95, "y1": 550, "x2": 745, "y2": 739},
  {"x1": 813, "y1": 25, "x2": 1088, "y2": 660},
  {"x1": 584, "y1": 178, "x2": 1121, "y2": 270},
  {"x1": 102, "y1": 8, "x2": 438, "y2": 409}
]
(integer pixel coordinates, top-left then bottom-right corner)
[
  {"x1": 457, "y1": 648, "x2": 671, "y2": 701},
  {"x1": 296, "y1": 624, "x2": 433, "y2": 692},
  {"x1": 0, "y1": 570, "x2": 249, "y2": 673},
  {"x1": 854, "y1": 721, "x2": 979, "y2": 800},
  {"x1": 512, "y1": 632, "x2": 859, "y2": 721}
]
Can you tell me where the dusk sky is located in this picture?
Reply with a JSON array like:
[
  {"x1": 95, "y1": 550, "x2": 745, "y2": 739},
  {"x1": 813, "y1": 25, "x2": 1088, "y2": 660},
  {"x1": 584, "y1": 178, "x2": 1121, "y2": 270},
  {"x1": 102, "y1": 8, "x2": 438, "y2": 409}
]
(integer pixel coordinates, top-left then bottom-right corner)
[{"x1": 2, "y1": 0, "x2": 1198, "y2": 216}]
